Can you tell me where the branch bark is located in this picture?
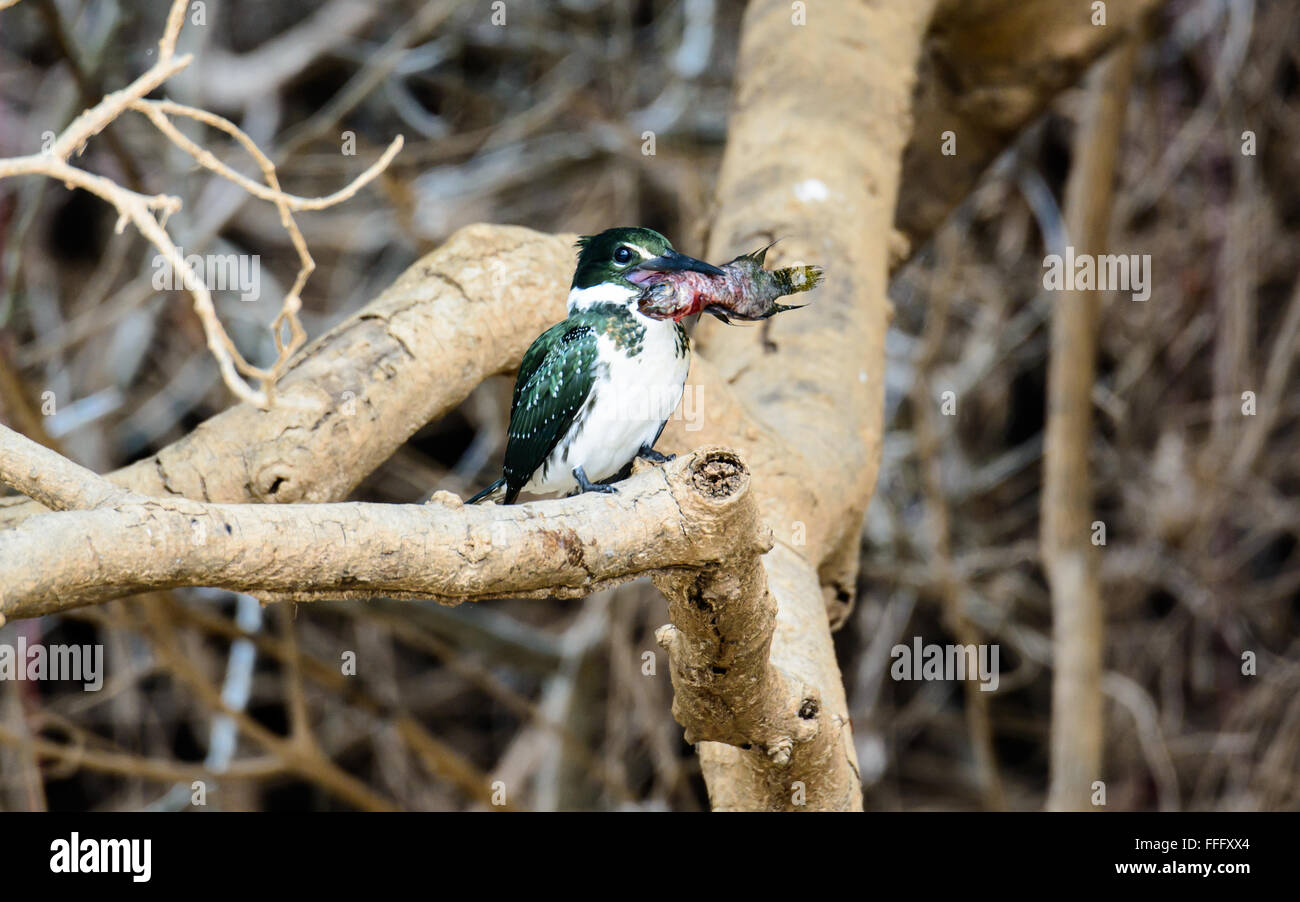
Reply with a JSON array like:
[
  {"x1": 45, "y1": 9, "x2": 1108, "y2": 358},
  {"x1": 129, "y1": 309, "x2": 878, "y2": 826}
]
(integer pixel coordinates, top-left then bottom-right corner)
[
  {"x1": 0, "y1": 428, "x2": 767, "y2": 621},
  {"x1": 0, "y1": 223, "x2": 575, "y2": 526},
  {"x1": 652, "y1": 455, "x2": 819, "y2": 770},
  {"x1": 643, "y1": 0, "x2": 941, "y2": 810},
  {"x1": 2, "y1": 426, "x2": 835, "y2": 796}
]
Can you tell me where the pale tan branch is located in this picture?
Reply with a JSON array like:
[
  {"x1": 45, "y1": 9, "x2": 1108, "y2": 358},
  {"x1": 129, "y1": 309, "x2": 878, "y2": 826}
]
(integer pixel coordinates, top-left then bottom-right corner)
[
  {"x1": 47, "y1": 57, "x2": 192, "y2": 162},
  {"x1": 0, "y1": 224, "x2": 576, "y2": 527},
  {"x1": 651, "y1": 456, "x2": 825, "y2": 774},
  {"x1": 647, "y1": 0, "x2": 941, "y2": 810},
  {"x1": 10, "y1": 153, "x2": 269, "y2": 406},
  {"x1": 0, "y1": 423, "x2": 140, "y2": 511},
  {"x1": 0, "y1": 447, "x2": 765, "y2": 622}
]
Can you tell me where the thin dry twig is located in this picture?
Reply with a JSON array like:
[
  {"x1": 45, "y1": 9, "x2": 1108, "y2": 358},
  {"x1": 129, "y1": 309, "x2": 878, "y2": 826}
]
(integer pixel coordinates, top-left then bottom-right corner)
[{"x1": 0, "y1": 0, "x2": 402, "y2": 408}]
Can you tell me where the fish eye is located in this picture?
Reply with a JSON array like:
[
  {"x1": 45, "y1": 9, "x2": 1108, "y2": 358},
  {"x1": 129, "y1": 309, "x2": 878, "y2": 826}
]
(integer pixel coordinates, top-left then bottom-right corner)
[{"x1": 614, "y1": 246, "x2": 634, "y2": 264}]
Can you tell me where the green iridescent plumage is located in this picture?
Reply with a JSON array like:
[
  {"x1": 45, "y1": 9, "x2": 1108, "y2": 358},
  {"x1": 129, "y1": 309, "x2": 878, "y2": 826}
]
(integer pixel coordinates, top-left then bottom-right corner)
[
  {"x1": 571, "y1": 228, "x2": 676, "y2": 289},
  {"x1": 501, "y1": 305, "x2": 647, "y2": 503},
  {"x1": 468, "y1": 227, "x2": 718, "y2": 505}
]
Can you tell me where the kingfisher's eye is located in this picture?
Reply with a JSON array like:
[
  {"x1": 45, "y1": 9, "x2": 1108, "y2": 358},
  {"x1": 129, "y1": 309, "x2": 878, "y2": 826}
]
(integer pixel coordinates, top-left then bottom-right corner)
[{"x1": 614, "y1": 246, "x2": 634, "y2": 264}]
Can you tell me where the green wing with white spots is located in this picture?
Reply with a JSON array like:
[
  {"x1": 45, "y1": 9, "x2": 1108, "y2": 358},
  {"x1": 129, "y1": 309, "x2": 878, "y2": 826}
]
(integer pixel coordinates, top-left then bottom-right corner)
[
  {"x1": 512, "y1": 322, "x2": 555, "y2": 412},
  {"x1": 502, "y1": 321, "x2": 600, "y2": 503}
]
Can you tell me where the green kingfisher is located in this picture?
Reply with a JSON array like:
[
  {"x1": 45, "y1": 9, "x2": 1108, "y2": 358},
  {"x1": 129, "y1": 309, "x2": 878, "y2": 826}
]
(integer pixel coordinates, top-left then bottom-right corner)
[{"x1": 468, "y1": 227, "x2": 723, "y2": 504}]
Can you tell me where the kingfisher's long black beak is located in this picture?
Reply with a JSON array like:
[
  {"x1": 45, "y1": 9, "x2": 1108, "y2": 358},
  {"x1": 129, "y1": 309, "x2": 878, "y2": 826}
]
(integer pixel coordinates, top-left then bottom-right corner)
[{"x1": 634, "y1": 249, "x2": 725, "y2": 277}]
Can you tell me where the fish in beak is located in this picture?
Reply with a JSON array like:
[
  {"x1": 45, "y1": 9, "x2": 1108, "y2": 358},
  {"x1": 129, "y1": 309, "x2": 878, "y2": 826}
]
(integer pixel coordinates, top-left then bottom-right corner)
[{"x1": 634, "y1": 243, "x2": 824, "y2": 322}]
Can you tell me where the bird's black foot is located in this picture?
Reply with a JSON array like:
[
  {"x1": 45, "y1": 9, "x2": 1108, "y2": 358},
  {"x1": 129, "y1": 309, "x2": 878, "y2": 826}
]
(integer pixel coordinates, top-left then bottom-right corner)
[
  {"x1": 573, "y1": 466, "x2": 619, "y2": 495},
  {"x1": 636, "y1": 444, "x2": 675, "y2": 464}
]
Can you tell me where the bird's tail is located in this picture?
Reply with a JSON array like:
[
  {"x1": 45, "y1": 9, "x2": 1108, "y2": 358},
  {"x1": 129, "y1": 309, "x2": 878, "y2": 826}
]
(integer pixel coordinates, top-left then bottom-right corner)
[{"x1": 467, "y1": 477, "x2": 507, "y2": 504}]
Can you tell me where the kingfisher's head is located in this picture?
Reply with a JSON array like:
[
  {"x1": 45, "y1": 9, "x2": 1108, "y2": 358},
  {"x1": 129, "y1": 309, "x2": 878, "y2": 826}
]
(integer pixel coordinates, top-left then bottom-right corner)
[{"x1": 568, "y1": 227, "x2": 722, "y2": 312}]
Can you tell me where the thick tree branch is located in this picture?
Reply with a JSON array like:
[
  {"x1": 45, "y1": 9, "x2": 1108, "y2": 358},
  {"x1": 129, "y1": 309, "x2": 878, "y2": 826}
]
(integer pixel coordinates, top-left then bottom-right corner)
[
  {"x1": 0, "y1": 422, "x2": 139, "y2": 512},
  {"x1": 650, "y1": 451, "x2": 817, "y2": 766},
  {"x1": 0, "y1": 439, "x2": 768, "y2": 621},
  {"x1": 0, "y1": 224, "x2": 577, "y2": 526},
  {"x1": 643, "y1": 0, "x2": 941, "y2": 810}
]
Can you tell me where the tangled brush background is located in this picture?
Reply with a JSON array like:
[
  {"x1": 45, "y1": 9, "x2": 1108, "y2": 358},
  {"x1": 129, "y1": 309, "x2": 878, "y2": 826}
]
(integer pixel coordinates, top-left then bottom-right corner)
[{"x1": 0, "y1": 0, "x2": 1297, "y2": 811}]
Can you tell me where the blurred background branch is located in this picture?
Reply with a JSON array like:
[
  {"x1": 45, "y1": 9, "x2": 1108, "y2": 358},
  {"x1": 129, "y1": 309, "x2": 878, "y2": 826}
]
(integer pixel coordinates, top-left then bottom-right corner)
[{"x1": 1042, "y1": 39, "x2": 1137, "y2": 811}]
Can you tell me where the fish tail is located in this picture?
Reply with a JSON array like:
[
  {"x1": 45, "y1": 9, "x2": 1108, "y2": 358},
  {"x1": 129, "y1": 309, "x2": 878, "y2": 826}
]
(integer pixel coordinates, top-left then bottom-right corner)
[{"x1": 772, "y1": 265, "x2": 824, "y2": 296}]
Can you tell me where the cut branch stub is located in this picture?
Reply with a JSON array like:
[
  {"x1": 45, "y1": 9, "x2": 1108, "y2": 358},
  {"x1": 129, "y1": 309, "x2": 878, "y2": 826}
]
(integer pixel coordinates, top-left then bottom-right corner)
[{"x1": 650, "y1": 450, "x2": 819, "y2": 766}]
